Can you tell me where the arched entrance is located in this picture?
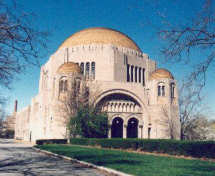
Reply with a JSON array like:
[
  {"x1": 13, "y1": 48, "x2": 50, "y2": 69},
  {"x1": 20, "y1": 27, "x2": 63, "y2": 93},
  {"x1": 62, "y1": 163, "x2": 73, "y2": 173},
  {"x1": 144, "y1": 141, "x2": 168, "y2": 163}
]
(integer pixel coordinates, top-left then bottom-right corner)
[
  {"x1": 111, "y1": 117, "x2": 123, "y2": 138},
  {"x1": 127, "y1": 118, "x2": 138, "y2": 138}
]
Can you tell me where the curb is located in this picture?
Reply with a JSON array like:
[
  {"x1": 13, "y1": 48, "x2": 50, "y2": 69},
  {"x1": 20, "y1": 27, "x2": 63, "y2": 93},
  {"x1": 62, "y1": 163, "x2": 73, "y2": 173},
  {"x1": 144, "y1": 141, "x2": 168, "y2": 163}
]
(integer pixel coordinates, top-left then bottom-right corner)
[{"x1": 32, "y1": 147, "x2": 133, "y2": 176}]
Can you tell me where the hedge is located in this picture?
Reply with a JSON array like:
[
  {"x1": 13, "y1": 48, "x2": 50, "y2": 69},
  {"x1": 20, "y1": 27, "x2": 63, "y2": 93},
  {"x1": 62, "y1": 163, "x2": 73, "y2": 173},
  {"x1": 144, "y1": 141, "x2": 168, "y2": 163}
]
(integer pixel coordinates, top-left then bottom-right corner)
[
  {"x1": 70, "y1": 138, "x2": 215, "y2": 159},
  {"x1": 36, "y1": 139, "x2": 67, "y2": 145}
]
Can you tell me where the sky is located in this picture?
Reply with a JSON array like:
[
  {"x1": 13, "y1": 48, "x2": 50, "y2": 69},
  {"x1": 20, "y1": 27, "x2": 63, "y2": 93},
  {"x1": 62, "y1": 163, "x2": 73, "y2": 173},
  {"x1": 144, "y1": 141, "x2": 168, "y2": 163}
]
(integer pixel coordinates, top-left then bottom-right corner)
[{"x1": 4, "y1": 0, "x2": 215, "y2": 118}]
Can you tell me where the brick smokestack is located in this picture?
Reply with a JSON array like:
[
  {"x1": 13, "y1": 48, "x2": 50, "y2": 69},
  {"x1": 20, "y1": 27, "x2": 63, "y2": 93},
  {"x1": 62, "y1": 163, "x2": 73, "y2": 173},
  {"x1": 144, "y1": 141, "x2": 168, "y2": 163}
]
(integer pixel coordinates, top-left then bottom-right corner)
[{"x1": 14, "y1": 100, "x2": 18, "y2": 113}]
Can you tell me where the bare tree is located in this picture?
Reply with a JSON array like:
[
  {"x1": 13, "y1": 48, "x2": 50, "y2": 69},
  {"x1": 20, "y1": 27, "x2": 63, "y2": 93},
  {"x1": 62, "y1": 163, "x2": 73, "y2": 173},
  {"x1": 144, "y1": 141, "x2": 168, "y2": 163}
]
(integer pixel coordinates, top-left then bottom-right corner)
[
  {"x1": 159, "y1": 105, "x2": 180, "y2": 139},
  {"x1": 57, "y1": 78, "x2": 89, "y2": 141},
  {"x1": 158, "y1": 0, "x2": 215, "y2": 91},
  {"x1": 184, "y1": 115, "x2": 210, "y2": 140},
  {"x1": 58, "y1": 79, "x2": 108, "y2": 141},
  {"x1": 0, "y1": 0, "x2": 48, "y2": 89},
  {"x1": 0, "y1": 101, "x2": 6, "y2": 137},
  {"x1": 179, "y1": 80, "x2": 211, "y2": 140}
]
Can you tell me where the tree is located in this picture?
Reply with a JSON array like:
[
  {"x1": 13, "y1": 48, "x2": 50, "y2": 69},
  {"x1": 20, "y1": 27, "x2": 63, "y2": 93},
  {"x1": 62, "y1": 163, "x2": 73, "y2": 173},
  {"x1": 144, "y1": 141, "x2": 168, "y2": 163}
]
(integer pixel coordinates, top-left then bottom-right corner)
[
  {"x1": 183, "y1": 115, "x2": 210, "y2": 140},
  {"x1": 147, "y1": 0, "x2": 215, "y2": 140},
  {"x1": 69, "y1": 105, "x2": 108, "y2": 138},
  {"x1": 159, "y1": 105, "x2": 180, "y2": 139},
  {"x1": 0, "y1": 113, "x2": 3, "y2": 137},
  {"x1": 158, "y1": 0, "x2": 215, "y2": 92},
  {"x1": 0, "y1": 101, "x2": 6, "y2": 137},
  {"x1": 0, "y1": 0, "x2": 48, "y2": 89},
  {"x1": 58, "y1": 78, "x2": 108, "y2": 140},
  {"x1": 179, "y1": 80, "x2": 211, "y2": 140}
]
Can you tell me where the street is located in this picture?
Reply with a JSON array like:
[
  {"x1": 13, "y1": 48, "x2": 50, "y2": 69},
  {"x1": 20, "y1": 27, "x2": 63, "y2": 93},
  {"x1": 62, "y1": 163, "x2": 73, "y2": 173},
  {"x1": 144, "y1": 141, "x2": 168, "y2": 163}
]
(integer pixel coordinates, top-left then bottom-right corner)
[{"x1": 0, "y1": 139, "x2": 107, "y2": 176}]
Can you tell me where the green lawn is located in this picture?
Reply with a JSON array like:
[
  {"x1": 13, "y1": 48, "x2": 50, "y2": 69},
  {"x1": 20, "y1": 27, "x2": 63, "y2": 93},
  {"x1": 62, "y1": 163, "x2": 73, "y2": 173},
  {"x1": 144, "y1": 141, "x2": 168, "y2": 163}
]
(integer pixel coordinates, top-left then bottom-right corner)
[{"x1": 37, "y1": 144, "x2": 215, "y2": 176}]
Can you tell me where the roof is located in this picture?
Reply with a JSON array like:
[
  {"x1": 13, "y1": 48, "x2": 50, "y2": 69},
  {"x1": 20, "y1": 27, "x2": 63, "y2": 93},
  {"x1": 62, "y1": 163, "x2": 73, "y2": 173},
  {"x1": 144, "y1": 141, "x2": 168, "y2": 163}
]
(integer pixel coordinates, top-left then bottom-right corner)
[
  {"x1": 150, "y1": 68, "x2": 174, "y2": 80},
  {"x1": 58, "y1": 27, "x2": 141, "y2": 52},
  {"x1": 57, "y1": 62, "x2": 81, "y2": 74}
]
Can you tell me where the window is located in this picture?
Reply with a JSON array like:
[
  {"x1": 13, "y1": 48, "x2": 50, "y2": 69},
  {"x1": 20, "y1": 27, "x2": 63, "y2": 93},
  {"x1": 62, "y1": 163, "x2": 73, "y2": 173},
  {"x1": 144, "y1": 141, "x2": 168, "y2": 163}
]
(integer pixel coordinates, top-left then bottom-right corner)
[
  {"x1": 91, "y1": 62, "x2": 95, "y2": 79},
  {"x1": 135, "y1": 66, "x2": 138, "y2": 82},
  {"x1": 127, "y1": 64, "x2": 130, "y2": 82},
  {"x1": 59, "y1": 80, "x2": 64, "y2": 92},
  {"x1": 162, "y1": 86, "x2": 165, "y2": 96},
  {"x1": 142, "y1": 68, "x2": 145, "y2": 86},
  {"x1": 170, "y1": 83, "x2": 175, "y2": 98},
  {"x1": 86, "y1": 62, "x2": 90, "y2": 79},
  {"x1": 158, "y1": 82, "x2": 165, "y2": 96},
  {"x1": 59, "y1": 77, "x2": 67, "y2": 93},
  {"x1": 148, "y1": 127, "x2": 151, "y2": 139},
  {"x1": 64, "y1": 80, "x2": 68, "y2": 91},
  {"x1": 158, "y1": 85, "x2": 161, "y2": 96},
  {"x1": 80, "y1": 63, "x2": 84, "y2": 74},
  {"x1": 131, "y1": 65, "x2": 134, "y2": 82},
  {"x1": 75, "y1": 78, "x2": 81, "y2": 93},
  {"x1": 139, "y1": 68, "x2": 141, "y2": 83}
]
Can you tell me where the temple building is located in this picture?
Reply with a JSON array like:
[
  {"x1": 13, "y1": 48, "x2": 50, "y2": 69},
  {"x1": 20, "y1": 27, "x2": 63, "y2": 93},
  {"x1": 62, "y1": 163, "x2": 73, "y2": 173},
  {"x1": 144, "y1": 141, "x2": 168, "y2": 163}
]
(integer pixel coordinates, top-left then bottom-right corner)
[{"x1": 14, "y1": 27, "x2": 181, "y2": 142}]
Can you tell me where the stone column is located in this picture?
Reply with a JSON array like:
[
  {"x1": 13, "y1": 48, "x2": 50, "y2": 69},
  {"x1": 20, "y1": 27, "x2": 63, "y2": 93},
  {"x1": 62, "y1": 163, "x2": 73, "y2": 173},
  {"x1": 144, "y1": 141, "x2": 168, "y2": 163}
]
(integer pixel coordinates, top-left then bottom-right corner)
[
  {"x1": 123, "y1": 125, "x2": 127, "y2": 138},
  {"x1": 128, "y1": 65, "x2": 131, "y2": 82}
]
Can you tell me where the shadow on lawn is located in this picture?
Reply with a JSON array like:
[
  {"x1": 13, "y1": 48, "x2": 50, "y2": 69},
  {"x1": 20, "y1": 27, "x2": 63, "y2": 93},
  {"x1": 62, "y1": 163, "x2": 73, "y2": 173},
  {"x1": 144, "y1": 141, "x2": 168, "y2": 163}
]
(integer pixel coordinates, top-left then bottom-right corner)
[
  {"x1": 47, "y1": 147, "x2": 142, "y2": 166},
  {"x1": 39, "y1": 145, "x2": 215, "y2": 176},
  {"x1": 53, "y1": 149, "x2": 142, "y2": 166},
  {"x1": 179, "y1": 164, "x2": 215, "y2": 176}
]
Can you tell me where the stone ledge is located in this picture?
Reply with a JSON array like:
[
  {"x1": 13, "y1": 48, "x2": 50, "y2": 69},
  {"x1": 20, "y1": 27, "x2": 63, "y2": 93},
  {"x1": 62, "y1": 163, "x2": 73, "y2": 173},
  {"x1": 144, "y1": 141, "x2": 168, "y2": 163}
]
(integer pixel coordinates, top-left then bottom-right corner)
[{"x1": 32, "y1": 147, "x2": 133, "y2": 176}]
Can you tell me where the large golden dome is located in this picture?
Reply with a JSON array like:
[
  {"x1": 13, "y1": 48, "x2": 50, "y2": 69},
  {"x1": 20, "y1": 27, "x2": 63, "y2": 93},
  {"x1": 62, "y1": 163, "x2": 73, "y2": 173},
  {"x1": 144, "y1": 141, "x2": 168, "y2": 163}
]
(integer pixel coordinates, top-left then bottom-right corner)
[
  {"x1": 150, "y1": 68, "x2": 174, "y2": 80},
  {"x1": 57, "y1": 62, "x2": 81, "y2": 74},
  {"x1": 59, "y1": 27, "x2": 141, "y2": 52}
]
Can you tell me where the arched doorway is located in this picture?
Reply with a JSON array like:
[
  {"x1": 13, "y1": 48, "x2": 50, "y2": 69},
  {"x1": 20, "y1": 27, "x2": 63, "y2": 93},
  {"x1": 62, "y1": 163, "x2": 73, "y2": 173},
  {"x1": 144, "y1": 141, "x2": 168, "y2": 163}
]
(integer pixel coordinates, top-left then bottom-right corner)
[
  {"x1": 127, "y1": 118, "x2": 138, "y2": 138},
  {"x1": 111, "y1": 117, "x2": 123, "y2": 138}
]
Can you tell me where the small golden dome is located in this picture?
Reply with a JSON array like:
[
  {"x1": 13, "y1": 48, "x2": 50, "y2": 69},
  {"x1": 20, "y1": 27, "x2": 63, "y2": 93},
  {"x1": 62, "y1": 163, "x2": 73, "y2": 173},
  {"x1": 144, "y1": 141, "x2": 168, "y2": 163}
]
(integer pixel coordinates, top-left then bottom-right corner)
[
  {"x1": 59, "y1": 27, "x2": 141, "y2": 52},
  {"x1": 57, "y1": 62, "x2": 81, "y2": 74},
  {"x1": 150, "y1": 68, "x2": 174, "y2": 80}
]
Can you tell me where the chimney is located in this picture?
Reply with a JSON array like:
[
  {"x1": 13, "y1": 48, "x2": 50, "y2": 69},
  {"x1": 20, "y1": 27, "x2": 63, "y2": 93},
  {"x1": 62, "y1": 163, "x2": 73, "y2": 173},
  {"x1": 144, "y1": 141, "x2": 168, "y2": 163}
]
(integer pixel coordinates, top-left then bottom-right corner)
[{"x1": 14, "y1": 100, "x2": 18, "y2": 113}]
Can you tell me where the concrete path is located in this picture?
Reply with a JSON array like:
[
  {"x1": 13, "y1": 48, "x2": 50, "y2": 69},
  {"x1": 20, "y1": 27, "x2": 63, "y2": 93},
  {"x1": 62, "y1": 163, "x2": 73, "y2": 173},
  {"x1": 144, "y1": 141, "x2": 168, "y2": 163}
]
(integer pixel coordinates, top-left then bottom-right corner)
[{"x1": 0, "y1": 139, "x2": 107, "y2": 176}]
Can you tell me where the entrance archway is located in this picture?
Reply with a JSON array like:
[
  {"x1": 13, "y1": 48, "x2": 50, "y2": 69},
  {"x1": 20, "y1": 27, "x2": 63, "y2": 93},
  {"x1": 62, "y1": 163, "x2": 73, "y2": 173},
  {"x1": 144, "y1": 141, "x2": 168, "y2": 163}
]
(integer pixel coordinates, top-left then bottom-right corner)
[
  {"x1": 127, "y1": 118, "x2": 138, "y2": 138},
  {"x1": 111, "y1": 117, "x2": 123, "y2": 138}
]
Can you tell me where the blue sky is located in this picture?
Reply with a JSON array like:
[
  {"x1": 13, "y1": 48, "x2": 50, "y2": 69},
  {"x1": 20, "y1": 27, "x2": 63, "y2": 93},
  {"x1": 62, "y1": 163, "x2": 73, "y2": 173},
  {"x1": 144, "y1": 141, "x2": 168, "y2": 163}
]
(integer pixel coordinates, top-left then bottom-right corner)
[{"x1": 4, "y1": 0, "x2": 215, "y2": 118}]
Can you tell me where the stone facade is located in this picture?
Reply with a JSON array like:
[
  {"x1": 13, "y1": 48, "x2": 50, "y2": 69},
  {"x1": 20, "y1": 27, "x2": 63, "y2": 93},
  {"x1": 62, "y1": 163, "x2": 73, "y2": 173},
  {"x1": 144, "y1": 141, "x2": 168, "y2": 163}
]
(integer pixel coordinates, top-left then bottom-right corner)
[{"x1": 14, "y1": 27, "x2": 181, "y2": 142}]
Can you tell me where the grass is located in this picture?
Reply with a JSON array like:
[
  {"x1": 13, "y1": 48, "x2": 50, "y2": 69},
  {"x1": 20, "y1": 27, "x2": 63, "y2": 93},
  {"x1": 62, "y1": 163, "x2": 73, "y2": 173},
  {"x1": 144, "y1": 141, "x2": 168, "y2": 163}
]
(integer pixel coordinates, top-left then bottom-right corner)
[{"x1": 37, "y1": 144, "x2": 215, "y2": 176}]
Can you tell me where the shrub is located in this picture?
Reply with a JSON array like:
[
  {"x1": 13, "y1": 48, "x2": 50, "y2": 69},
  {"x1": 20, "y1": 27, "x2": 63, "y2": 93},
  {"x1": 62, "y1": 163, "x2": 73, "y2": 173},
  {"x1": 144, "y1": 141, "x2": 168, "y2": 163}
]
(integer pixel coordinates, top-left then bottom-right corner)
[{"x1": 70, "y1": 138, "x2": 215, "y2": 158}]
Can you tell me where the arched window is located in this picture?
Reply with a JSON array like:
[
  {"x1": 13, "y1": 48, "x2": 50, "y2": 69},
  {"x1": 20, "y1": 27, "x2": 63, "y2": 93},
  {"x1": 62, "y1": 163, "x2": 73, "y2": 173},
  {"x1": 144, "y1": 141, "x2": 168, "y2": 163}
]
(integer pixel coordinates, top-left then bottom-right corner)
[
  {"x1": 59, "y1": 80, "x2": 64, "y2": 92},
  {"x1": 91, "y1": 62, "x2": 95, "y2": 79},
  {"x1": 170, "y1": 83, "x2": 175, "y2": 98},
  {"x1": 86, "y1": 62, "x2": 90, "y2": 79},
  {"x1": 59, "y1": 77, "x2": 68, "y2": 93},
  {"x1": 64, "y1": 80, "x2": 68, "y2": 91},
  {"x1": 75, "y1": 78, "x2": 81, "y2": 93},
  {"x1": 158, "y1": 82, "x2": 165, "y2": 96},
  {"x1": 80, "y1": 62, "x2": 84, "y2": 74}
]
